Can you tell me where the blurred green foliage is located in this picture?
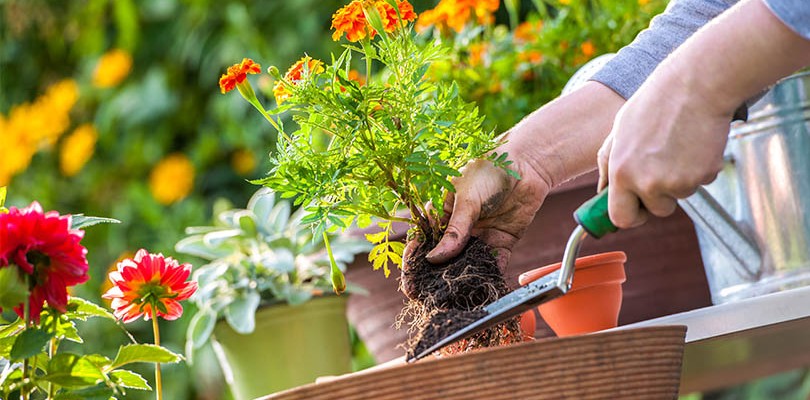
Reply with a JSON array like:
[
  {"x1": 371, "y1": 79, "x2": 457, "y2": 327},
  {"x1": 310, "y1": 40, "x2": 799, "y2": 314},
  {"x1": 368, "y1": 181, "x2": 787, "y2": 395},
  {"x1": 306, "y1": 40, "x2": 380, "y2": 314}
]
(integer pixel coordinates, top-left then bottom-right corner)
[{"x1": 5, "y1": 0, "x2": 808, "y2": 399}]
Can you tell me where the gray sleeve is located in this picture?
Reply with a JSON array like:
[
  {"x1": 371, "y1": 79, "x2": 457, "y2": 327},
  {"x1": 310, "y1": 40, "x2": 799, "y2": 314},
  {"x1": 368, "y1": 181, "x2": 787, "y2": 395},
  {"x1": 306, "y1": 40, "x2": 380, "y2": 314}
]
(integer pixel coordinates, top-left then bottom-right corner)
[
  {"x1": 763, "y1": 0, "x2": 810, "y2": 40},
  {"x1": 590, "y1": 0, "x2": 737, "y2": 100}
]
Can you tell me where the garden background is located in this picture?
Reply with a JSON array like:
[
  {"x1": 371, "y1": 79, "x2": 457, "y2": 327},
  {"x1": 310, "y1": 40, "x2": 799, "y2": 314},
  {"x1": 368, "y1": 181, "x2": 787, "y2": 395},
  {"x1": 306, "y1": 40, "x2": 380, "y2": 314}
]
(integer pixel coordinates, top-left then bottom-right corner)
[{"x1": 4, "y1": 0, "x2": 809, "y2": 399}]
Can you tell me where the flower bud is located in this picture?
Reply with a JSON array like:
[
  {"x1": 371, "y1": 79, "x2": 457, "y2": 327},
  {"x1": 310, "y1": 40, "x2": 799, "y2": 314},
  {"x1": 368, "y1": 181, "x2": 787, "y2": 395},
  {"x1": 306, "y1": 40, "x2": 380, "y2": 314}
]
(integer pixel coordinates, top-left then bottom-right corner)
[{"x1": 267, "y1": 65, "x2": 281, "y2": 79}]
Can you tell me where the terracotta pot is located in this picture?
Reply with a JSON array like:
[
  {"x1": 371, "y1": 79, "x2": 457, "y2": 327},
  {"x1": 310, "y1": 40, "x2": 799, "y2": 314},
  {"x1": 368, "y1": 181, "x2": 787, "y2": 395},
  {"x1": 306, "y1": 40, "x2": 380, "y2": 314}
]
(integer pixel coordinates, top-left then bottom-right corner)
[{"x1": 518, "y1": 251, "x2": 627, "y2": 337}]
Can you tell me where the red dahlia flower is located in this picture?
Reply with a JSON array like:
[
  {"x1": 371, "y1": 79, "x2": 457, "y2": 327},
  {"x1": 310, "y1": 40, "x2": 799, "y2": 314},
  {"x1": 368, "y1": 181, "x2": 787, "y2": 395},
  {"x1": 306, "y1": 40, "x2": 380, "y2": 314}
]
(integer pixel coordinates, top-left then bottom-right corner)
[
  {"x1": 102, "y1": 249, "x2": 197, "y2": 323},
  {"x1": 0, "y1": 202, "x2": 89, "y2": 322}
]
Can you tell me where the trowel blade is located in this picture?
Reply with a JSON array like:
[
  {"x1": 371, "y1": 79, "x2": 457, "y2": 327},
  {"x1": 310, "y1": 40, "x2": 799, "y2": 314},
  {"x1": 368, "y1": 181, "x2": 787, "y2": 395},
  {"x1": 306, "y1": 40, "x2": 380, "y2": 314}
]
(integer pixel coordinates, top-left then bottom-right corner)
[{"x1": 408, "y1": 270, "x2": 564, "y2": 362}]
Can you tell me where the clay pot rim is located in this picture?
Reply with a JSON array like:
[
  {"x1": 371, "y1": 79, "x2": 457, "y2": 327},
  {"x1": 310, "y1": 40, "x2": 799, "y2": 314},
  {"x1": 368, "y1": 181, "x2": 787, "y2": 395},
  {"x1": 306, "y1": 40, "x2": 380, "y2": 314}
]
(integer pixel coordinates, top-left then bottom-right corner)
[{"x1": 519, "y1": 251, "x2": 627, "y2": 285}]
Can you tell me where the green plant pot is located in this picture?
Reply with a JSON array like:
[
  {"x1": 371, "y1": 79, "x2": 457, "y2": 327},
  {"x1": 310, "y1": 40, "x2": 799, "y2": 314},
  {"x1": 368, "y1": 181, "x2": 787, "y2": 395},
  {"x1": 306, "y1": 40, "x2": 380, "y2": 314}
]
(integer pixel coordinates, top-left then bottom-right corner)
[{"x1": 212, "y1": 295, "x2": 352, "y2": 400}]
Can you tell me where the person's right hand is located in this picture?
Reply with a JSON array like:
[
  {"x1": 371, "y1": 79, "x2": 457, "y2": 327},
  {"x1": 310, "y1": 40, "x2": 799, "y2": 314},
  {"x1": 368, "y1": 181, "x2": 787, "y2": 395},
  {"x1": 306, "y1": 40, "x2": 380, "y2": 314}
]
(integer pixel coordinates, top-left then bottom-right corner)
[{"x1": 425, "y1": 154, "x2": 552, "y2": 269}]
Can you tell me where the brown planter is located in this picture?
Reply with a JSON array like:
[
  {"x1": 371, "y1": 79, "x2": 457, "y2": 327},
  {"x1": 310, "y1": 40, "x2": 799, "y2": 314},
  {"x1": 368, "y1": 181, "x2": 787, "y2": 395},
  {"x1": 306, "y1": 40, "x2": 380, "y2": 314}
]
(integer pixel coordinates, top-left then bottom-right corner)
[
  {"x1": 347, "y1": 172, "x2": 712, "y2": 362},
  {"x1": 261, "y1": 325, "x2": 688, "y2": 400}
]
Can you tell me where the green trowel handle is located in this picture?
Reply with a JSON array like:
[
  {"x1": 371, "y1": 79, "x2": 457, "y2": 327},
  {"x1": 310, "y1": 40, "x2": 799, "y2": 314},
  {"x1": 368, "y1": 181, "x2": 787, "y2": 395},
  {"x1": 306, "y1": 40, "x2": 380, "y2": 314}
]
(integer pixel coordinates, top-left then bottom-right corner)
[{"x1": 573, "y1": 189, "x2": 617, "y2": 239}]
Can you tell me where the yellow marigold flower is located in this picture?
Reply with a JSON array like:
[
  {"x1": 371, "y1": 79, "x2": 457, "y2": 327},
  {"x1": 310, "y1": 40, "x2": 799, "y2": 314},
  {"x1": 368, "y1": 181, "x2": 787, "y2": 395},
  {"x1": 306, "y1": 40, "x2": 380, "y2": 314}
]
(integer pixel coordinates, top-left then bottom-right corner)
[
  {"x1": 59, "y1": 124, "x2": 98, "y2": 177},
  {"x1": 92, "y1": 49, "x2": 133, "y2": 88},
  {"x1": 231, "y1": 148, "x2": 257, "y2": 176},
  {"x1": 149, "y1": 153, "x2": 195, "y2": 205},
  {"x1": 638, "y1": 0, "x2": 650, "y2": 5},
  {"x1": 559, "y1": 0, "x2": 571, "y2": 5},
  {"x1": 273, "y1": 56, "x2": 325, "y2": 105}
]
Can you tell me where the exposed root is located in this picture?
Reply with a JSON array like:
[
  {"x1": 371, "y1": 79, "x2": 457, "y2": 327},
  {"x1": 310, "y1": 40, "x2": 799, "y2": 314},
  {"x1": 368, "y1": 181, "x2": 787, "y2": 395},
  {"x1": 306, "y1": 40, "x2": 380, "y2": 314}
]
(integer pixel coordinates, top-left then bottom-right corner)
[{"x1": 398, "y1": 236, "x2": 525, "y2": 359}]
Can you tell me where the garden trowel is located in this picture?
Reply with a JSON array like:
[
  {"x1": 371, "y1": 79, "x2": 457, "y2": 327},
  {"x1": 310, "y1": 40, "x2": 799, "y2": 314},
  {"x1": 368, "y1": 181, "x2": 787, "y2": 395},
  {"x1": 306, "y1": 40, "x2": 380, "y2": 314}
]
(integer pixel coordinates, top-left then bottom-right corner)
[{"x1": 408, "y1": 189, "x2": 616, "y2": 362}]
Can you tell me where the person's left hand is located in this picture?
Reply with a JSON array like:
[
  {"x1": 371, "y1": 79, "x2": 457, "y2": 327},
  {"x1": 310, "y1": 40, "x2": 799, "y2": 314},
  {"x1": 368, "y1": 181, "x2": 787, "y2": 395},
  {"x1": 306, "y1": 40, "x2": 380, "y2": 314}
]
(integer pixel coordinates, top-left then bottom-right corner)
[{"x1": 596, "y1": 70, "x2": 732, "y2": 229}]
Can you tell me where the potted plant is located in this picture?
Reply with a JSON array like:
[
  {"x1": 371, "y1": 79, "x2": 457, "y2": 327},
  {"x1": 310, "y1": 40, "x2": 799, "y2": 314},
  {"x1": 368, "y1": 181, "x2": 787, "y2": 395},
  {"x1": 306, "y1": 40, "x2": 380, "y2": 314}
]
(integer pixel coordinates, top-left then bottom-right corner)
[
  {"x1": 218, "y1": 0, "x2": 527, "y2": 359},
  {"x1": 176, "y1": 187, "x2": 369, "y2": 400}
]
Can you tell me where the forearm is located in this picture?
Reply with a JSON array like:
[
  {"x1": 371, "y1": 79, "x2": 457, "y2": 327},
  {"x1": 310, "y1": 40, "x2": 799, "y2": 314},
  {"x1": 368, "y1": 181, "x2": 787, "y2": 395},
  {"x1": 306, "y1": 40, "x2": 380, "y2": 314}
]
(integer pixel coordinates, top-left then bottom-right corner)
[
  {"x1": 657, "y1": 0, "x2": 810, "y2": 116},
  {"x1": 592, "y1": 0, "x2": 737, "y2": 99},
  {"x1": 499, "y1": 81, "x2": 625, "y2": 188}
]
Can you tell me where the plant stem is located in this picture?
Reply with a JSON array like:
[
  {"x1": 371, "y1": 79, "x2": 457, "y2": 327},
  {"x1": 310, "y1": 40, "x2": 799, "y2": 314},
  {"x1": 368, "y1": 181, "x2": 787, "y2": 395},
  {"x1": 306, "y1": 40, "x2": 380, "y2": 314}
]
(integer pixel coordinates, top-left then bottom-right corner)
[
  {"x1": 21, "y1": 298, "x2": 30, "y2": 400},
  {"x1": 152, "y1": 317, "x2": 163, "y2": 400},
  {"x1": 47, "y1": 337, "x2": 57, "y2": 399}
]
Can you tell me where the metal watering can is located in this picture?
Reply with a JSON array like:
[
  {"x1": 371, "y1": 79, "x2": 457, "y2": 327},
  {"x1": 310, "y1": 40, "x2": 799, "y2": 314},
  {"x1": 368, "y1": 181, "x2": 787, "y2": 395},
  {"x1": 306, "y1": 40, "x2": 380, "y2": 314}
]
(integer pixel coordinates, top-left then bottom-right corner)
[
  {"x1": 565, "y1": 57, "x2": 810, "y2": 304},
  {"x1": 688, "y1": 71, "x2": 810, "y2": 303}
]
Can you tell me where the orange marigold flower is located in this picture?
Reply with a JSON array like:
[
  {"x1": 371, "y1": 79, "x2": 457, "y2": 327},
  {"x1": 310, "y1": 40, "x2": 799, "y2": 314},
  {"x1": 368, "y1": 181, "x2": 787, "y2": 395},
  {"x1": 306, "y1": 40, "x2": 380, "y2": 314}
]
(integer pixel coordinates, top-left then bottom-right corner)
[
  {"x1": 273, "y1": 56, "x2": 325, "y2": 105},
  {"x1": 468, "y1": 42, "x2": 488, "y2": 67},
  {"x1": 416, "y1": 0, "x2": 497, "y2": 33},
  {"x1": 102, "y1": 249, "x2": 197, "y2": 323},
  {"x1": 331, "y1": 1, "x2": 371, "y2": 42},
  {"x1": 518, "y1": 49, "x2": 544, "y2": 65},
  {"x1": 378, "y1": 0, "x2": 417, "y2": 32},
  {"x1": 219, "y1": 58, "x2": 261, "y2": 94},
  {"x1": 514, "y1": 20, "x2": 543, "y2": 44},
  {"x1": 332, "y1": 0, "x2": 416, "y2": 41},
  {"x1": 580, "y1": 40, "x2": 596, "y2": 58}
]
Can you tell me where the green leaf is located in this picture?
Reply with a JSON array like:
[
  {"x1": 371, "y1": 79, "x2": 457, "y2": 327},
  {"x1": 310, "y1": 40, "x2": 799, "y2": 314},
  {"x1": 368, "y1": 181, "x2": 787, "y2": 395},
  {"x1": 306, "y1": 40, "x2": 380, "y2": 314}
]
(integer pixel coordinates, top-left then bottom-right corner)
[
  {"x1": 58, "y1": 321, "x2": 83, "y2": 343},
  {"x1": 364, "y1": 231, "x2": 387, "y2": 244},
  {"x1": 357, "y1": 214, "x2": 372, "y2": 228},
  {"x1": 110, "y1": 344, "x2": 182, "y2": 370},
  {"x1": 10, "y1": 327, "x2": 53, "y2": 360},
  {"x1": 110, "y1": 369, "x2": 151, "y2": 390},
  {"x1": 54, "y1": 383, "x2": 115, "y2": 400},
  {"x1": 0, "y1": 336, "x2": 16, "y2": 358},
  {"x1": 65, "y1": 297, "x2": 115, "y2": 321},
  {"x1": 174, "y1": 235, "x2": 233, "y2": 260},
  {"x1": 187, "y1": 308, "x2": 217, "y2": 350},
  {"x1": 224, "y1": 291, "x2": 260, "y2": 335},
  {"x1": 42, "y1": 353, "x2": 105, "y2": 388},
  {"x1": 69, "y1": 214, "x2": 121, "y2": 230},
  {"x1": 0, "y1": 266, "x2": 29, "y2": 310}
]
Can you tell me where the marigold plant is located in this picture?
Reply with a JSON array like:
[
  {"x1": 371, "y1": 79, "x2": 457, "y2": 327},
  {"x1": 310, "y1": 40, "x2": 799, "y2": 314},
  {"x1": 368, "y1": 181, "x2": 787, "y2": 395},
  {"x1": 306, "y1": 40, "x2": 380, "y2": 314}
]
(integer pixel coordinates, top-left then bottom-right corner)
[{"x1": 220, "y1": 0, "x2": 514, "y2": 283}]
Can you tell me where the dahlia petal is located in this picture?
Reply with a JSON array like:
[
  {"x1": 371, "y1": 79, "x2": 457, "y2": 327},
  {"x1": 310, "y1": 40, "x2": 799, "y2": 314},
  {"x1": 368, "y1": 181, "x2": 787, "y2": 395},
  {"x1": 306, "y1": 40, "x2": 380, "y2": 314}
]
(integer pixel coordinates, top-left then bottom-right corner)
[{"x1": 160, "y1": 300, "x2": 183, "y2": 321}]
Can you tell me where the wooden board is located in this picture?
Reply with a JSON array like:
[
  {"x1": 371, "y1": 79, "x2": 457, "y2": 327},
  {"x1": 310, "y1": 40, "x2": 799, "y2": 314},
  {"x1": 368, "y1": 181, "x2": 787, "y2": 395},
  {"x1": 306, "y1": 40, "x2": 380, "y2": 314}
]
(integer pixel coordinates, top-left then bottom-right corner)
[{"x1": 261, "y1": 325, "x2": 687, "y2": 400}]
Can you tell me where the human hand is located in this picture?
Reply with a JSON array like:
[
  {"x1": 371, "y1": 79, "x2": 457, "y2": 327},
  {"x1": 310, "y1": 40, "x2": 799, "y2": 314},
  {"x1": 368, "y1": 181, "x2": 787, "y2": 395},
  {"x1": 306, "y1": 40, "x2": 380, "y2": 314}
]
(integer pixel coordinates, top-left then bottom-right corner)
[
  {"x1": 425, "y1": 156, "x2": 552, "y2": 269},
  {"x1": 597, "y1": 74, "x2": 730, "y2": 228}
]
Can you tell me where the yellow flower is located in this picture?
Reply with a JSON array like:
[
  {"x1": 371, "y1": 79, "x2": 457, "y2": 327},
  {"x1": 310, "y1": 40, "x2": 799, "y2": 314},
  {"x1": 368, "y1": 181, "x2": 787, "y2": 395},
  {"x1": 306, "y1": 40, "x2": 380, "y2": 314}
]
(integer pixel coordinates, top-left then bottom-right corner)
[
  {"x1": 0, "y1": 79, "x2": 78, "y2": 185},
  {"x1": 231, "y1": 148, "x2": 257, "y2": 176},
  {"x1": 33, "y1": 79, "x2": 79, "y2": 146},
  {"x1": 559, "y1": 0, "x2": 571, "y2": 4},
  {"x1": 93, "y1": 49, "x2": 133, "y2": 88},
  {"x1": 149, "y1": 153, "x2": 195, "y2": 205},
  {"x1": 59, "y1": 124, "x2": 98, "y2": 177},
  {"x1": 638, "y1": 0, "x2": 650, "y2": 4}
]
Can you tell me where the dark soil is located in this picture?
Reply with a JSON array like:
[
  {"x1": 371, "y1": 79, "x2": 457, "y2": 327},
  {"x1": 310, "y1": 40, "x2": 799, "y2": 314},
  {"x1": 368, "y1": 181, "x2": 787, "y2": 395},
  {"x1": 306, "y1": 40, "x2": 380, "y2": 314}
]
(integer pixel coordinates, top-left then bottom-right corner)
[{"x1": 398, "y1": 236, "x2": 525, "y2": 359}]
